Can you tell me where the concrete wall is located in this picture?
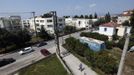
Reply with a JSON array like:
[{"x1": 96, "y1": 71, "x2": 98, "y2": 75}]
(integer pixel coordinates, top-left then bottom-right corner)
[
  {"x1": 117, "y1": 16, "x2": 130, "y2": 25},
  {"x1": 117, "y1": 26, "x2": 132, "y2": 36},
  {"x1": 117, "y1": 27, "x2": 125, "y2": 36},
  {"x1": 99, "y1": 26, "x2": 114, "y2": 36}
]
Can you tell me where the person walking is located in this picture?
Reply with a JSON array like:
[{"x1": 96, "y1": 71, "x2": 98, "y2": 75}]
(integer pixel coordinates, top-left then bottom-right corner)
[{"x1": 79, "y1": 63, "x2": 83, "y2": 71}]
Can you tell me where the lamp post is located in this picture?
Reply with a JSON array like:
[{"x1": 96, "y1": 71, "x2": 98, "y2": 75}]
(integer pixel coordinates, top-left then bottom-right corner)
[{"x1": 49, "y1": 11, "x2": 60, "y2": 56}]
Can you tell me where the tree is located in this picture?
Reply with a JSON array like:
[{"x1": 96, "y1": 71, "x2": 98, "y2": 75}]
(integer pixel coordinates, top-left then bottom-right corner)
[
  {"x1": 64, "y1": 26, "x2": 76, "y2": 34},
  {"x1": 63, "y1": 16, "x2": 70, "y2": 18},
  {"x1": 122, "y1": 20, "x2": 130, "y2": 26},
  {"x1": 112, "y1": 34, "x2": 119, "y2": 41},
  {"x1": 130, "y1": 10, "x2": 134, "y2": 34},
  {"x1": 89, "y1": 14, "x2": 93, "y2": 19},
  {"x1": 94, "y1": 13, "x2": 98, "y2": 19},
  {"x1": 38, "y1": 26, "x2": 51, "y2": 40},
  {"x1": 130, "y1": 10, "x2": 134, "y2": 27},
  {"x1": 80, "y1": 15, "x2": 84, "y2": 18},
  {"x1": 80, "y1": 32, "x2": 108, "y2": 41},
  {"x1": 0, "y1": 28, "x2": 13, "y2": 50},
  {"x1": 105, "y1": 12, "x2": 111, "y2": 22},
  {"x1": 42, "y1": 13, "x2": 52, "y2": 18},
  {"x1": 92, "y1": 18, "x2": 106, "y2": 27},
  {"x1": 85, "y1": 15, "x2": 89, "y2": 19},
  {"x1": 73, "y1": 15, "x2": 79, "y2": 18}
]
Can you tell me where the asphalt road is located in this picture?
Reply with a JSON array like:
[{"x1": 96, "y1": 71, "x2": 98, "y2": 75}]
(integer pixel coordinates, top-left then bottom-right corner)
[{"x1": 0, "y1": 30, "x2": 90, "y2": 75}]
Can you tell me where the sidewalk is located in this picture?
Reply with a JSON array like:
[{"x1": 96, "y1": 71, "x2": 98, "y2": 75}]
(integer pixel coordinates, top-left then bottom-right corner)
[{"x1": 60, "y1": 46, "x2": 98, "y2": 75}]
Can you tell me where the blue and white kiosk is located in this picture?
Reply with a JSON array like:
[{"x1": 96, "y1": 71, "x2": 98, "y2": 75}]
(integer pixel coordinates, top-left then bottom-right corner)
[{"x1": 79, "y1": 37, "x2": 106, "y2": 51}]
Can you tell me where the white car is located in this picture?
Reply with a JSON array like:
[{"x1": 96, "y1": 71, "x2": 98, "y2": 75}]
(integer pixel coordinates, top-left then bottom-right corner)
[{"x1": 18, "y1": 47, "x2": 34, "y2": 55}]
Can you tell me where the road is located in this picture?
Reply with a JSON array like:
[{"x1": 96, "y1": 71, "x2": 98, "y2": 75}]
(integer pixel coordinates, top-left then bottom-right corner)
[{"x1": 0, "y1": 30, "x2": 90, "y2": 75}]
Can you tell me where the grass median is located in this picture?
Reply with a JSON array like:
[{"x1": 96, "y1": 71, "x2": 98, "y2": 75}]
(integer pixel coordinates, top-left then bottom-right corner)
[{"x1": 19, "y1": 54, "x2": 68, "y2": 75}]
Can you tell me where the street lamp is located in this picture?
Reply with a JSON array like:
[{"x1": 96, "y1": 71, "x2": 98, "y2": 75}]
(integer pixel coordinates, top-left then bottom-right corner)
[{"x1": 49, "y1": 11, "x2": 60, "y2": 56}]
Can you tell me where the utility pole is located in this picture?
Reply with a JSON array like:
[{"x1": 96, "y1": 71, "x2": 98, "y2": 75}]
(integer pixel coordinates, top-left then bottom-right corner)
[
  {"x1": 50, "y1": 11, "x2": 60, "y2": 56},
  {"x1": 117, "y1": 33, "x2": 130, "y2": 75},
  {"x1": 32, "y1": 12, "x2": 37, "y2": 37}
]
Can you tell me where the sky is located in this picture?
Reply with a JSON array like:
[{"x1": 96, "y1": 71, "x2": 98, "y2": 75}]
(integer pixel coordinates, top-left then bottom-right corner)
[{"x1": 0, "y1": 0, "x2": 134, "y2": 17}]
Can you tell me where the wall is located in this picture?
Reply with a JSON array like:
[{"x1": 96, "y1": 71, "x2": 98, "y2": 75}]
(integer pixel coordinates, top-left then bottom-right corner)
[
  {"x1": 117, "y1": 26, "x2": 125, "y2": 36},
  {"x1": 117, "y1": 16, "x2": 130, "y2": 25},
  {"x1": 117, "y1": 26, "x2": 132, "y2": 36},
  {"x1": 99, "y1": 26, "x2": 114, "y2": 36}
]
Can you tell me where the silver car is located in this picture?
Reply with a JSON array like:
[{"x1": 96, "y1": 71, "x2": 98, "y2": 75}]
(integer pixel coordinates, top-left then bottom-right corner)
[{"x1": 18, "y1": 47, "x2": 34, "y2": 55}]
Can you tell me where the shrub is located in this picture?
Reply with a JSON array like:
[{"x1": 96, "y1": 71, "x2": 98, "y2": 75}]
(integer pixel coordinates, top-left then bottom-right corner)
[
  {"x1": 105, "y1": 41, "x2": 117, "y2": 49},
  {"x1": 80, "y1": 32, "x2": 108, "y2": 41},
  {"x1": 112, "y1": 34, "x2": 119, "y2": 41}
]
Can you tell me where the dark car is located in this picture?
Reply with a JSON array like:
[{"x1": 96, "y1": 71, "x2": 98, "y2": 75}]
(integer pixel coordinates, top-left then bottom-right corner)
[
  {"x1": 40, "y1": 49, "x2": 51, "y2": 56},
  {"x1": 0, "y1": 58, "x2": 16, "y2": 67},
  {"x1": 37, "y1": 42, "x2": 47, "y2": 47}
]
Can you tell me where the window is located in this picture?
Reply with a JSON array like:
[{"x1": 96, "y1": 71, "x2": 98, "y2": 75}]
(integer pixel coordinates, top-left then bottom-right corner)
[
  {"x1": 59, "y1": 19, "x2": 62, "y2": 21},
  {"x1": 104, "y1": 28, "x2": 107, "y2": 31},
  {"x1": 40, "y1": 20, "x2": 44, "y2": 23},
  {"x1": 47, "y1": 25, "x2": 53, "y2": 28},
  {"x1": 78, "y1": 21, "x2": 81, "y2": 25},
  {"x1": 47, "y1": 19, "x2": 53, "y2": 22},
  {"x1": 59, "y1": 24, "x2": 62, "y2": 26},
  {"x1": 36, "y1": 24, "x2": 39, "y2": 26},
  {"x1": 37, "y1": 28, "x2": 40, "y2": 30},
  {"x1": 36, "y1": 20, "x2": 39, "y2": 22}
]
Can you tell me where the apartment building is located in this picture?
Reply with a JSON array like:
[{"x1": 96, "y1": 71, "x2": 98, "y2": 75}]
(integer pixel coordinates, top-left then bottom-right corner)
[
  {"x1": 65, "y1": 18, "x2": 98, "y2": 29},
  {"x1": 0, "y1": 16, "x2": 22, "y2": 31},
  {"x1": 22, "y1": 16, "x2": 65, "y2": 34},
  {"x1": 117, "y1": 10, "x2": 133, "y2": 25}
]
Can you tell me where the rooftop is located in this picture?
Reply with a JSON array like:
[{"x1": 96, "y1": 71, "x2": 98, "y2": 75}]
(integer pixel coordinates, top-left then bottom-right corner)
[
  {"x1": 80, "y1": 37, "x2": 104, "y2": 44},
  {"x1": 100, "y1": 22, "x2": 119, "y2": 27}
]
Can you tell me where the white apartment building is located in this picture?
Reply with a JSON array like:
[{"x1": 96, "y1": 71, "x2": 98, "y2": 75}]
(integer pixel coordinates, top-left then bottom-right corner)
[
  {"x1": 0, "y1": 17, "x2": 12, "y2": 30},
  {"x1": 22, "y1": 16, "x2": 65, "y2": 34},
  {"x1": 0, "y1": 16, "x2": 22, "y2": 31},
  {"x1": 99, "y1": 22, "x2": 131, "y2": 37},
  {"x1": 117, "y1": 10, "x2": 133, "y2": 25},
  {"x1": 65, "y1": 18, "x2": 98, "y2": 29}
]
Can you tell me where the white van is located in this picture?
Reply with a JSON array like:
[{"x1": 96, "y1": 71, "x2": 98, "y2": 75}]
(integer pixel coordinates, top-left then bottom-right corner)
[{"x1": 18, "y1": 47, "x2": 34, "y2": 55}]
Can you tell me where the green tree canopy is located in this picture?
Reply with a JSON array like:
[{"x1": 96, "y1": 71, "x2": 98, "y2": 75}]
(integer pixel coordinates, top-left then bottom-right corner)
[
  {"x1": 105, "y1": 12, "x2": 111, "y2": 22},
  {"x1": 89, "y1": 14, "x2": 93, "y2": 19},
  {"x1": 38, "y1": 26, "x2": 51, "y2": 40},
  {"x1": 73, "y1": 15, "x2": 79, "y2": 18},
  {"x1": 94, "y1": 13, "x2": 98, "y2": 19},
  {"x1": 122, "y1": 20, "x2": 130, "y2": 26},
  {"x1": 130, "y1": 10, "x2": 134, "y2": 27},
  {"x1": 80, "y1": 15, "x2": 84, "y2": 18},
  {"x1": 85, "y1": 15, "x2": 89, "y2": 19}
]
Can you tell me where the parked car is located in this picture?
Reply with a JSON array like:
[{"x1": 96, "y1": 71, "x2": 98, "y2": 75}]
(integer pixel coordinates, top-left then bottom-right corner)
[
  {"x1": 37, "y1": 42, "x2": 47, "y2": 47},
  {"x1": 18, "y1": 47, "x2": 34, "y2": 55},
  {"x1": 0, "y1": 58, "x2": 16, "y2": 67},
  {"x1": 40, "y1": 49, "x2": 51, "y2": 56}
]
